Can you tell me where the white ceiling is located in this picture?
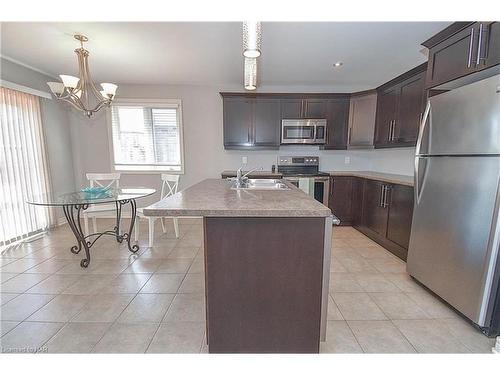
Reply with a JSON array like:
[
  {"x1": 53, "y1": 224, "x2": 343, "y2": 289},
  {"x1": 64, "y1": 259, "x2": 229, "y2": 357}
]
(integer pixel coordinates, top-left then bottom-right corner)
[{"x1": 0, "y1": 22, "x2": 450, "y2": 91}]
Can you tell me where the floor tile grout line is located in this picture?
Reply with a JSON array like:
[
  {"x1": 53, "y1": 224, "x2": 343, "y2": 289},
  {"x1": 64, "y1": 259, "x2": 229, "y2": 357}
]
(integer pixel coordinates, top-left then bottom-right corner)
[{"x1": 343, "y1": 319, "x2": 366, "y2": 353}]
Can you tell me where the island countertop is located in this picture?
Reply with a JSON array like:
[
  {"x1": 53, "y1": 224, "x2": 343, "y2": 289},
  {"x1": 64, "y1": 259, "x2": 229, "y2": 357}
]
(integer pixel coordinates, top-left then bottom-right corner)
[{"x1": 142, "y1": 178, "x2": 332, "y2": 218}]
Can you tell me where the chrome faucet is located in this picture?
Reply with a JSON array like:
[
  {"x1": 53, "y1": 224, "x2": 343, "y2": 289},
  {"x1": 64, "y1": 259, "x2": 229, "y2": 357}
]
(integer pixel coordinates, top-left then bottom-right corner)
[{"x1": 235, "y1": 166, "x2": 263, "y2": 187}]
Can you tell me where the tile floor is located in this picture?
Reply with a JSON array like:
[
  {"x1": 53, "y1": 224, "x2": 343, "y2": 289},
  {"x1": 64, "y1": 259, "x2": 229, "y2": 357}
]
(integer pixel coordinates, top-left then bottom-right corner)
[{"x1": 0, "y1": 219, "x2": 496, "y2": 353}]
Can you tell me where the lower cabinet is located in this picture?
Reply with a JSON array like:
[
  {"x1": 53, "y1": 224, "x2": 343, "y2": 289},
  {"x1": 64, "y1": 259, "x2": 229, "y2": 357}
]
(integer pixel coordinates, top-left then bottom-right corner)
[
  {"x1": 386, "y1": 184, "x2": 414, "y2": 252},
  {"x1": 328, "y1": 176, "x2": 353, "y2": 225},
  {"x1": 362, "y1": 180, "x2": 389, "y2": 237},
  {"x1": 329, "y1": 176, "x2": 414, "y2": 261}
]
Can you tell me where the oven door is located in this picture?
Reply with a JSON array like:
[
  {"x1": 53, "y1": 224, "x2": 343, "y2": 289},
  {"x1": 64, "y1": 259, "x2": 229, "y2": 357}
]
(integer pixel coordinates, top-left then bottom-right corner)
[{"x1": 281, "y1": 125, "x2": 316, "y2": 144}]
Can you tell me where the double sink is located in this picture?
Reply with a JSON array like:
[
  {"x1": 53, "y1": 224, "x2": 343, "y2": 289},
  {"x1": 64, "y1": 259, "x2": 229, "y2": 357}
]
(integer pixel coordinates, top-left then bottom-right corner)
[{"x1": 230, "y1": 178, "x2": 290, "y2": 191}]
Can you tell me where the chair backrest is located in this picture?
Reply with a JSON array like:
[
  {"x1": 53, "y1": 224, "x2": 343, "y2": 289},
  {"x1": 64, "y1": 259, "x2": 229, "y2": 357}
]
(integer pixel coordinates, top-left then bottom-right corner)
[
  {"x1": 86, "y1": 173, "x2": 121, "y2": 188},
  {"x1": 161, "y1": 174, "x2": 180, "y2": 199}
]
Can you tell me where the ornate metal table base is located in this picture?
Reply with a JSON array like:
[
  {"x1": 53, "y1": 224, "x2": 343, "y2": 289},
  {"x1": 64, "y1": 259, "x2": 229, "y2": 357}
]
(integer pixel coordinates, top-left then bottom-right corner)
[{"x1": 63, "y1": 199, "x2": 139, "y2": 268}]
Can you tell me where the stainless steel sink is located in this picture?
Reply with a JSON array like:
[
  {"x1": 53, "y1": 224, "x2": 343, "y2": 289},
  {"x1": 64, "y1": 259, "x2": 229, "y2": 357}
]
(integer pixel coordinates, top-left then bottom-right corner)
[{"x1": 230, "y1": 178, "x2": 290, "y2": 190}]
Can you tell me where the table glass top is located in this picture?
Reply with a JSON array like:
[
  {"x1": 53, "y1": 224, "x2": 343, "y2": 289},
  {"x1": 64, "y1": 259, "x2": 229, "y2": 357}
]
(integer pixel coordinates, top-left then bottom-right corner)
[{"x1": 27, "y1": 187, "x2": 156, "y2": 206}]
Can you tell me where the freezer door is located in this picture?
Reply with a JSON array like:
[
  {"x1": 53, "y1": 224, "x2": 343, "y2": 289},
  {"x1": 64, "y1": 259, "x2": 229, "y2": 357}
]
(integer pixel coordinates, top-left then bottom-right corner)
[
  {"x1": 407, "y1": 155, "x2": 500, "y2": 325},
  {"x1": 421, "y1": 74, "x2": 500, "y2": 156}
]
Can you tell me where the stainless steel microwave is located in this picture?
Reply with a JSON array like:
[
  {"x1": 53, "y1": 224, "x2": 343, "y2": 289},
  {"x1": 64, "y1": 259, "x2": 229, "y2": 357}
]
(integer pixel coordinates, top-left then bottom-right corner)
[{"x1": 281, "y1": 119, "x2": 327, "y2": 145}]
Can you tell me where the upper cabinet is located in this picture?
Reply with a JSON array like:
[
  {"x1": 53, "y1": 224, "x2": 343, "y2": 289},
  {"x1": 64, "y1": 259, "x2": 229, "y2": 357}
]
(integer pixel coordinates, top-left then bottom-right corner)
[
  {"x1": 280, "y1": 98, "x2": 328, "y2": 119},
  {"x1": 347, "y1": 91, "x2": 377, "y2": 149},
  {"x1": 322, "y1": 98, "x2": 350, "y2": 150},
  {"x1": 374, "y1": 63, "x2": 427, "y2": 148},
  {"x1": 222, "y1": 95, "x2": 280, "y2": 150},
  {"x1": 222, "y1": 93, "x2": 350, "y2": 150},
  {"x1": 424, "y1": 22, "x2": 500, "y2": 88}
]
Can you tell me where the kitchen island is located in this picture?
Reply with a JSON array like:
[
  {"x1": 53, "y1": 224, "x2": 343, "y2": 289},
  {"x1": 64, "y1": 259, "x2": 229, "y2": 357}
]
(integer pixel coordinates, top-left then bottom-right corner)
[{"x1": 143, "y1": 178, "x2": 335, "y2": 353}]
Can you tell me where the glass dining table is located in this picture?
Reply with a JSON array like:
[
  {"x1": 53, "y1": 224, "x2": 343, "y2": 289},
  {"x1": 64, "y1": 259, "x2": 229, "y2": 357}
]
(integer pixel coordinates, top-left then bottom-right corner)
[{"x1": 27, "y1": 187, "x2": 156, "y2": 268}]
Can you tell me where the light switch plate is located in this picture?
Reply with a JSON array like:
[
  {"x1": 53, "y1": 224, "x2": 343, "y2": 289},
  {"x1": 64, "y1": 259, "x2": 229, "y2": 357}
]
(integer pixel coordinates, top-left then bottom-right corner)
[
  {"x1": 242, "y1": 156, "x2": 248, "y2": 165},
  {"x1": 344, "y1": 156, "x2": 351, "y2": 164}
]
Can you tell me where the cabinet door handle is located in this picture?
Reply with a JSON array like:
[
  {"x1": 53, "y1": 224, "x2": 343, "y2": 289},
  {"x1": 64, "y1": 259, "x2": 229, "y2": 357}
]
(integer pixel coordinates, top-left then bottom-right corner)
[
  {"x1": 379, "y1": 185, "x2": 384, "y2": 207},
  {"x1": 347, "y1": 126, "x2": 352, "y2": 145},
  {"x1": 383, "y1": 185, "x2": 390, "y2": 208},
  {"x1": 476, "y1": 23, "x2": 487, "y2": 65},
  {"x1": 391, "y1": 120, "x2": 396, "y2": 141},
  {"x1": 387, "y1": 120, "x2": 392, "y2": 141},
  {"x1": 467, "y1": 27, "x2": 475, "y2": 68}
]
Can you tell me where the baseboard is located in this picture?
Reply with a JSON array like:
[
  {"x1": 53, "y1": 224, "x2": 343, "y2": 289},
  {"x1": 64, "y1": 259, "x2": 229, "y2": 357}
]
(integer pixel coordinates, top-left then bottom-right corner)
[{"x1": 353, "y1": 224, "x2": 408, "y2": 261}]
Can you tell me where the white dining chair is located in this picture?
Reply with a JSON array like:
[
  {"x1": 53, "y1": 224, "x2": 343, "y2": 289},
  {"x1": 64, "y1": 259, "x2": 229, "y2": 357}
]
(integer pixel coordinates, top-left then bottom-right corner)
[
  {"x1": 135, "y1": 174, "x2": 180, "y2": 247},
  {"x1": 82, "y1": 173, "x2": 121, "y2": 235}
]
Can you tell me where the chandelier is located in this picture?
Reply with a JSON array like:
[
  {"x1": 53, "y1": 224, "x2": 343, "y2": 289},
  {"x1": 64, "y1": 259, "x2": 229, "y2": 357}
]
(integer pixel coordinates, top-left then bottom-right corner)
[{"x1": 47, "y1": 35, "x2": 117, "y2": 118}]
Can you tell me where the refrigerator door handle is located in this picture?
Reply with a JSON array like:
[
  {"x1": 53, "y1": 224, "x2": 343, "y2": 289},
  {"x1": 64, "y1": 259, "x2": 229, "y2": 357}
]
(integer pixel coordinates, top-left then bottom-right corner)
[{"x1": 416, "y1": 100, "x2": 431, "y2": 156}]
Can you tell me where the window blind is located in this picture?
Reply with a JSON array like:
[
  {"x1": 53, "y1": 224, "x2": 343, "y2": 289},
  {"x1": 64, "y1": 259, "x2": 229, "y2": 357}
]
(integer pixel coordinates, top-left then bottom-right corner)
[
  {"x1": 110, "y1": 104, "x2": 183, "y2": 172},
  {"x1": 0, "y1": 86, "x2": 53, "y2": 247}
]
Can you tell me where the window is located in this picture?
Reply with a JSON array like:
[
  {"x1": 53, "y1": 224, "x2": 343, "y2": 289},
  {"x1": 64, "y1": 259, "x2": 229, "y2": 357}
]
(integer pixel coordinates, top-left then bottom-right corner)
[
  {"x1": 0, "y1": 86, "x2": 53, "y2": 246},
  {"x1": 108, "y1": 100, "x2": 184, "y2": 172}
]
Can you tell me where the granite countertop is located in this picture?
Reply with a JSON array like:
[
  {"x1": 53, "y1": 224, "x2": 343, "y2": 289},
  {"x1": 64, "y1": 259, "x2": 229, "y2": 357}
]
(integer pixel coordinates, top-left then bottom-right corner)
[
  {"x1": 142, "y1": 178, "x2": 332, "y2": 218},
  {"x1": 221, "y1": 170, "x2": 283, "y2": 178},
  {"x1": 327, "y1": 171, "x2": 414, "y2": 187}
]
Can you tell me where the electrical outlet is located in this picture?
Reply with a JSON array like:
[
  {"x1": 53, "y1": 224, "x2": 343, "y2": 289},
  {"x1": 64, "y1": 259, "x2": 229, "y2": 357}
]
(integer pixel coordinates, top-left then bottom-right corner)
[
  {"x1": 242, "y1": 156, "x2": 248, "y2": 165},
  {"x1": 344, "y1": 156, "x2": 351, "y2": 165}
]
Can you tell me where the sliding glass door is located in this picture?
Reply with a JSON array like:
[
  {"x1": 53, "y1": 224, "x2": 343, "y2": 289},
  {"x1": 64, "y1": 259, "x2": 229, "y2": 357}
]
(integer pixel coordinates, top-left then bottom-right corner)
[{"x1": 0, "y1": 86, "x2": 53, "y2": 247}]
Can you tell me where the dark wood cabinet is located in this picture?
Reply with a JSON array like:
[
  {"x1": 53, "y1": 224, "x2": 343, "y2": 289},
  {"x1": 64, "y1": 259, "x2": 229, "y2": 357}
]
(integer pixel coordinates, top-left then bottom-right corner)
[
  {"x1": 305, "y1": 99, "x2": 327, "y2": 118},
  {"x1": 253, "y1": 98, "x2": 281, "y2": 147},
  {"x1": 351, "y1": 178, "x2": 414, "y2": 261},
  {"x1": 362, "y1": 180, "x2": 388, "y2": 237},
  {"x1": 281, "y1": 99, "x2": 303, "y2": 119},
  {"x1": 396, "y1": 71, "x2": 426, "y2": 144},
  {"x1": 424, "y1": 22, "x2": 500, "y2": 89},
  {"x1": 374, "y1": 87, "x2": 399, "y2": 147},
  {"x1": 223, "y1": 97, "x2": 253, "y2": 148},
  {"x1": 328, "y1": 176, "x2": 353, "y2": 225},
  {"x1": 425, "y1": 24, "x2": 477, "y2": 88},
  {"x1": 281, "y1": 98, "x2": 328, "y2": 119},
  {"x1": 222, "y1": 95, "x2": 280, "y2": 150},
  {"x1": 323, "y1": 99, "x2": 350, "y2": 150},
  {"x1": 351, "y1": 178, "x2": 364, "y2": 226},
  {"x1": 484, "y1": 22, "x2": 500, "y2": 70},
  {"x1": 374, "y1": 63, "x2": 427, "y2": 148},
  {"x1": 386, "y1": 184, "x2": 414, "y2": 257}
]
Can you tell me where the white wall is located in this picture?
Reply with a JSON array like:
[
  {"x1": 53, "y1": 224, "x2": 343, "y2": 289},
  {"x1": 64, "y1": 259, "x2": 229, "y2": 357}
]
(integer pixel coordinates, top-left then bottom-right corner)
[{"x1": 69, "y1": 83, "x2": 414, "y2": 206}]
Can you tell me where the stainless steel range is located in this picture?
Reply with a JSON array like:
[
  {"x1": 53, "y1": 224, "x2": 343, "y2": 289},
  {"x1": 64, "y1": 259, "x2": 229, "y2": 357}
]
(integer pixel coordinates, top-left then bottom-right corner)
[{"x1": 278, "y1": 156, "x2": 330, "y2": 206}]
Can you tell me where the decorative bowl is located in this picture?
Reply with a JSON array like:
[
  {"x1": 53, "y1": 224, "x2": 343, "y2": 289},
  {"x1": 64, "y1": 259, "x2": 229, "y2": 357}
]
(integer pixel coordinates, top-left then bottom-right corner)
[{"x1": 81, "y1": 186, "x2": 112, "y2": 199}]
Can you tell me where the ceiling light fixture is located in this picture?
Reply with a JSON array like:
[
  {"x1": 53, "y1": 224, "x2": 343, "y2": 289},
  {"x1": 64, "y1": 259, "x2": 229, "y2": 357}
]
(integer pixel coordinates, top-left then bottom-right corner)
[
  {"x1": 333, "y1": 61, "x2": 344, "y2": 68},
  {"x1": 47, "y1": 34, "x2": 117, "y2": 118},
  {"x1": 244, "y1": 57, "x2": 257, "y2": 91},
  {"x1": 242, "y1": 22, "x2": 261, "y2": 91},
  {"x1": 242, "y1": 21, "x2": 262, "y2": 58}
]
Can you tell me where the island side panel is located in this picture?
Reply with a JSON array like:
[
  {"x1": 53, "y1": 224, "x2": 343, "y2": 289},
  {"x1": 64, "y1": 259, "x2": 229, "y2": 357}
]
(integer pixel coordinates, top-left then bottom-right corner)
[{"x1": 204, "y1": 216, "x2": 325, "y2": 353}]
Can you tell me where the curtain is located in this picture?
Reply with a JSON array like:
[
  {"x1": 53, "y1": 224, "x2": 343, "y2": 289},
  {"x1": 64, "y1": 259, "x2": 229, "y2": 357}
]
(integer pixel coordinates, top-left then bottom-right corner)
[{"x1": 0, "y1": 86, "x2": 54, "y2": 247}]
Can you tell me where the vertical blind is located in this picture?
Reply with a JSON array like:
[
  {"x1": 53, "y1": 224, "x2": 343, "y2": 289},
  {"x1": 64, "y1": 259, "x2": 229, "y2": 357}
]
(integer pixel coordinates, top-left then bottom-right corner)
[
  {"x1": 0, "y1": 86, "x2": 53, "y2": 246},
  {"x1": 110, "y1": 104, "x2": 183, "y2": 172}
]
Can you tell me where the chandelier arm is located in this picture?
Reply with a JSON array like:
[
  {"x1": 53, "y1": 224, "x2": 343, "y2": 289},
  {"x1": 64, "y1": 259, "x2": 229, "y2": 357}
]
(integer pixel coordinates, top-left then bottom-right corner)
[
  {"x1": 59, "y1": 95, "x2": 87, "y2": 113},
  {"x1": 90, "y1": 99, "x2": 112, "y2": 114}
]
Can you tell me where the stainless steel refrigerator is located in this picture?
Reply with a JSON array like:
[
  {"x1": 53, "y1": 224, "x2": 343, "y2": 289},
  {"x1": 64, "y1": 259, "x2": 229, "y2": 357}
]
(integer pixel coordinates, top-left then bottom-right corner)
[{"x1": 407, "y1": 73, "x2": 500, "y2": 333}]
